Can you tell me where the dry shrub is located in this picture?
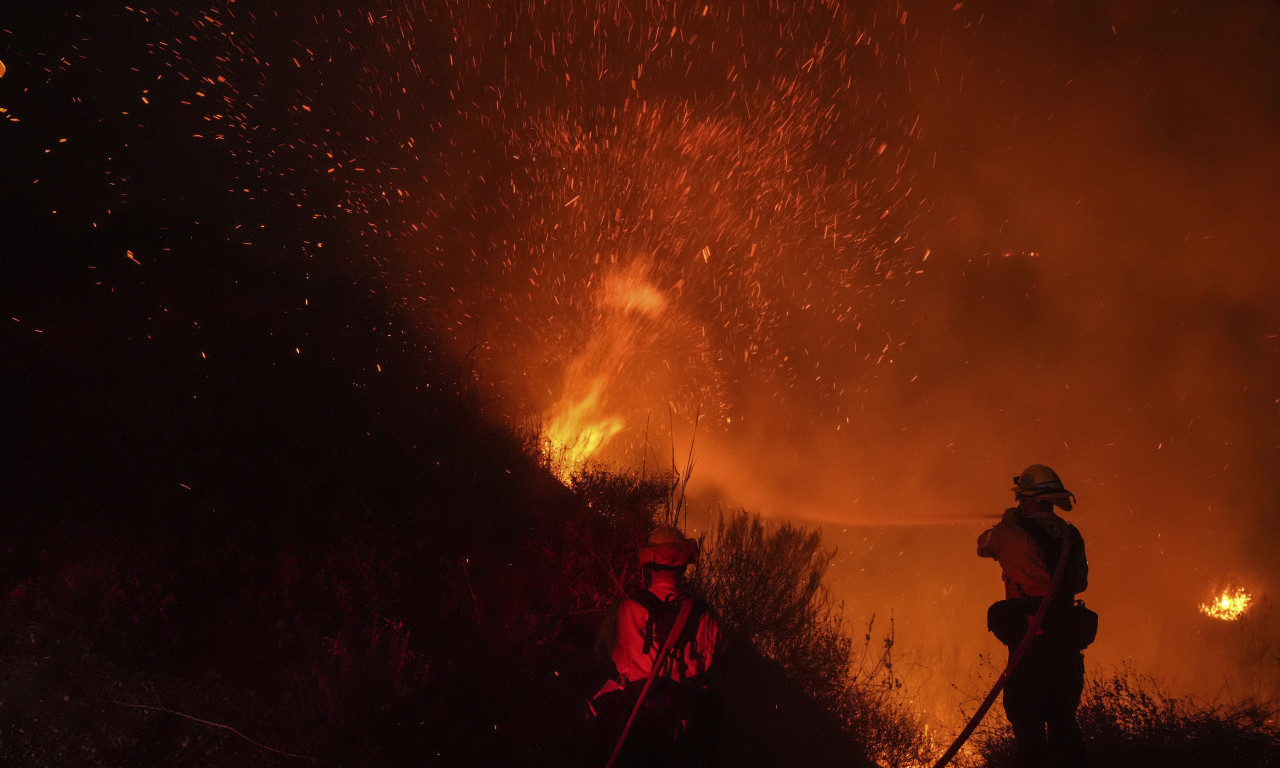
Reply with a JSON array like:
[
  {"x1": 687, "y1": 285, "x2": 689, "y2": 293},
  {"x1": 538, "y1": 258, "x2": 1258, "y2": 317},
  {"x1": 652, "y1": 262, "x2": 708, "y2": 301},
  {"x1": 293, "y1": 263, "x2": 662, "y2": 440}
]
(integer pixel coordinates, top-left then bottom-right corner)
[
  {"x1": 695, "y1": 511, "x2": 929, "y2": 767},
  {"x1": 1079, "y1": 669, "x2": 1280, "y2": 768},
  {"x1": 965, "y1": 666, "x2": 1280, "y2": 768}
]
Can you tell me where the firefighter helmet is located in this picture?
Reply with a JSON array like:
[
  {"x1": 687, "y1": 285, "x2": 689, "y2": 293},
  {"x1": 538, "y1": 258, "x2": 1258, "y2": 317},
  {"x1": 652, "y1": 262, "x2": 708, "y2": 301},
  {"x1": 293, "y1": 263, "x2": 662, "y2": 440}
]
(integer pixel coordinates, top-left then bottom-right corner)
[
  {"x1": 1012, "y1": 464, "x2": 1076, "y2": 511},
  {"x1": 639, "y1": 525, "x2": 699, "y2": 567}
]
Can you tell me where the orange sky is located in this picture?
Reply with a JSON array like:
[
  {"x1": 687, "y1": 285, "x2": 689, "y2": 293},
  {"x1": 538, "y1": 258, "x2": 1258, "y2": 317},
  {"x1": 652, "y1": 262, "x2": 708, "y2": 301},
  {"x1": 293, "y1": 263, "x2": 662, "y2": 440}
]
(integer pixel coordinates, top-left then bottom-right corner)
[{"x1": 403, "y1": 0, "x2": 1280, "y2": 731}]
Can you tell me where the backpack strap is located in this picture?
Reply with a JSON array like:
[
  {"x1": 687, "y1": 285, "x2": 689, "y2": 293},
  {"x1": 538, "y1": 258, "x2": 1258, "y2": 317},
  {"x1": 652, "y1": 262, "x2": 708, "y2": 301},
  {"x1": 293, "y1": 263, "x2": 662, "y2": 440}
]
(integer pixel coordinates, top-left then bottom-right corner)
[
  {"x1": 605, "y1": 596, "x2": 697, "y2": 768},
  {"x1": 629, "y1": 588, "x2": 667, "y2": 614},
  {"x1": 629, "y1": 589, "x2": 668, "y2": 655},
  {"x1": 1016, "y1": 516, "x2": 1082, "y2": 599},
  {"x1": 628, "y1": 589, "x2": 705, "y2": 663}
]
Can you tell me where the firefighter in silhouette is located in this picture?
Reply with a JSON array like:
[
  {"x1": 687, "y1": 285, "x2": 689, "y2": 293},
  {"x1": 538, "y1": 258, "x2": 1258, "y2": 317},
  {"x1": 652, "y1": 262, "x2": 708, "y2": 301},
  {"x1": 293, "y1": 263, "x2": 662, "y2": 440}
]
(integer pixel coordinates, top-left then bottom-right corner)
[
  {"x1": 979, "y1": 464, "x2": 1094, "y2": 768},
  {"x1": 590, "y1": 525, "x2": 722, "y2": 767}
]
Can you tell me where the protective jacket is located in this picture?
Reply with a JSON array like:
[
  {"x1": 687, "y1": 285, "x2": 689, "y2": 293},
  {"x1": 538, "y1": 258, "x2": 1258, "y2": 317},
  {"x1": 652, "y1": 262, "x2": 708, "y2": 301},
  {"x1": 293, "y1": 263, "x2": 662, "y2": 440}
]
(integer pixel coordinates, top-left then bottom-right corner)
[
  {"x1": 978, "y1": 507, "x2": 1088, "y2": 600},
  {"x1": 606, "y1": 580, "x2": 721, "y2": 687},
  {"x1": 980, "y1": 505, "x2": 1092, "y2": 768}
]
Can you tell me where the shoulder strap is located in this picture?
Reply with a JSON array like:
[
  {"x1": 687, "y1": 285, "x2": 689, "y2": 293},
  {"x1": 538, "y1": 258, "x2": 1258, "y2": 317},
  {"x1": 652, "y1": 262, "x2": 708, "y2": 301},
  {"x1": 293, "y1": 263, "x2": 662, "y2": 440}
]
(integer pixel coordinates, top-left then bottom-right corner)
[
  {"x1": 658, "y1": 598, "x2": 697, "y2": 676},
  {"x1": 1015, "y1": 516, "x2": 1084, "y2": 599},
  {"x1": 628, "y1": 589, "x2": 666, "y2": 613},
  {"x1": 633, "y1": 590, "x2": 674, "y2": 653},
  {"x1": 1016, "y1": 516, "x2": 1065, "y2": 583},
  {"x1": 629, "y1": 590, "x2": 704, "y2": 659}
]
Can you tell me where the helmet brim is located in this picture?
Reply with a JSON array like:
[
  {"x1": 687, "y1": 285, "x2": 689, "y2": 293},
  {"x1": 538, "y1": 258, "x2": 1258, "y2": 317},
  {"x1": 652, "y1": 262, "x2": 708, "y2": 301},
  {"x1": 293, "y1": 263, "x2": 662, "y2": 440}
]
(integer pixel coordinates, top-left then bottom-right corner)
[{"x1": 639, "y1": 539, "x2": 699, "y2": 567}]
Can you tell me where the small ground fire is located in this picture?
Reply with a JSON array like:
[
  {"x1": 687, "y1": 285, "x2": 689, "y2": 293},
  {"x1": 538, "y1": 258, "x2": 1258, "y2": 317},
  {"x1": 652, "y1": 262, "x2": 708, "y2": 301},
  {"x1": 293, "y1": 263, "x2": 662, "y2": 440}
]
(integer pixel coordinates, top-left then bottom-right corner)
[{"x1": 1201, "y1": 587, "x2": 1253, "y2": 622}]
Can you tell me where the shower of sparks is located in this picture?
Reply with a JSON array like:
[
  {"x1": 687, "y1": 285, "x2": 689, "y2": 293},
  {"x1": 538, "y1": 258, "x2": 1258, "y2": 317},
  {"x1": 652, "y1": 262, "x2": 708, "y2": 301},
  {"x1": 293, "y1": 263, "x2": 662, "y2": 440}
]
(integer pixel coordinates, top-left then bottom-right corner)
[
  {"x1": 7, "y1": 0, "x2": 928, "y2": 465},
  {"x1": 406, "y1": 0, "x2": 928, "y2": 463},
  {"x1": 1200, "y1": 586, "x2": 1252, "y2": 622}
]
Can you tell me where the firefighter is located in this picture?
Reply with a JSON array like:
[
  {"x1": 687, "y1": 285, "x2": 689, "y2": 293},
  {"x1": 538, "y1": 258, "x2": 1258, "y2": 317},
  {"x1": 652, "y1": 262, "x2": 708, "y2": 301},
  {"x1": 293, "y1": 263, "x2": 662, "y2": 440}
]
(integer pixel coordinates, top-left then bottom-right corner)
[
  {"x1": 590, "y1": 525, "x2": 722, "y2": 767},
  {"x1": 978, "y1": 464, "x2": 1092, "y2": 768}
]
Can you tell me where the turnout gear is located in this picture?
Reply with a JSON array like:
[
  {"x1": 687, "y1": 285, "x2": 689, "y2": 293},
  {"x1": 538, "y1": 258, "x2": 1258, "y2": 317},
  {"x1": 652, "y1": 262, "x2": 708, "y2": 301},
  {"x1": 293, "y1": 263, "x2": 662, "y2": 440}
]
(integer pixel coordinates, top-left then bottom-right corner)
[
  {"x1": 978, "y1": 507, "x2": 1088, "y2": 599},
  {"x1": 631, "y1": 590, "x2": 708, "y2": 664},
  {"x1": 979, "y1": 465, "x2": 1093, "y2": 768},
  {"x1": 592, "y1": 526, "x2": 722, "y2": 768},
  {"x1": 1004, "y1": 644, "x2": 1087, "y2": 768},
  {"x1": 603, "y1": 577, "x2": 720, "y2": 687}
]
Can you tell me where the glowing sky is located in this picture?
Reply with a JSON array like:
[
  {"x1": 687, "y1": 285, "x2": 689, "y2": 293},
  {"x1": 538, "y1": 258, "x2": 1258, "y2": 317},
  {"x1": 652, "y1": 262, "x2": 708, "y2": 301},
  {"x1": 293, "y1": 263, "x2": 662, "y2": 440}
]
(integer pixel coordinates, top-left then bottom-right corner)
[{"x1": 5, "y1": 0, "x2": 1278, "y2": 734}]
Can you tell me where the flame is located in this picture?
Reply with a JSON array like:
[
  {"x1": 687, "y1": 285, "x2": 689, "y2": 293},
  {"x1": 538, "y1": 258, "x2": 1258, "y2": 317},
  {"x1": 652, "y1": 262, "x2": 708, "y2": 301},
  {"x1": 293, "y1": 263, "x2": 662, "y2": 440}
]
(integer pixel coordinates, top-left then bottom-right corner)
[
  {"x1": 1200, "y1": 586, "x2": 1252, "y2": 621},
  {"x1": 601, "y1": 268, "x2": 667, "y2": 317},
  {"x1": 542, "y1": 376, "x2": 624, "y2": 482},
  {"x1": 538, "y1": 262, "x2": 686, "y2": 482}
]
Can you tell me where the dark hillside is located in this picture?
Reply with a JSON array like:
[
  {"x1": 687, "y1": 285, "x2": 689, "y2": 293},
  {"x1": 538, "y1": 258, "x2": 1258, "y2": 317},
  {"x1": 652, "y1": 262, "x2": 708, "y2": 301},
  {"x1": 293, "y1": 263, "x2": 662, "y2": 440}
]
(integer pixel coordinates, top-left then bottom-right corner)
[
  {"x1": 3, "y1": 214, "x2": 577, "y2": 764},
  {"x1": 1, "y1": 6, "x2": 886, "y2": 765},
  {"x1": 1, "y1": 90, "x2": 881, "y2": 761},
  {"x1": 3, "y1": 228, "x2": 886, "y2": 765},
  {"x1": 8, "y1": 5, "x2": 1277, "y2": 764}
]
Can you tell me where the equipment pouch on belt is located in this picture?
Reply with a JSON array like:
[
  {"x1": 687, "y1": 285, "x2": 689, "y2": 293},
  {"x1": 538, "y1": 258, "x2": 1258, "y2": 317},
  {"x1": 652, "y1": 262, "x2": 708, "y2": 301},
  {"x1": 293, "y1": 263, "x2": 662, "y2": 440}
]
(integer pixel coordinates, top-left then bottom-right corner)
[
  {"x1": 987, "y1": 597, "x2": 1098, "y2": 650},
  {"x1": 1066, "y1": 600, "x2": 1098, "y2": 650},
  {"x1": 987, "y1": 597, "x2": 1037, "y2": 646}
]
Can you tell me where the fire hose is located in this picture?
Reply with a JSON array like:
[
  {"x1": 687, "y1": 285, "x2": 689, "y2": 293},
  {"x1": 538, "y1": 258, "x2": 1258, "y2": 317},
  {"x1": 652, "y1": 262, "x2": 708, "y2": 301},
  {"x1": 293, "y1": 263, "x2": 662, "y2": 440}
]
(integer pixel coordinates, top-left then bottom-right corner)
[
  {"x1": 604, "y1": 596, "x2": 696, "y2": 768},
  {"x1": 930, "y1": 534, "x2": 1075, "y2": 768}
]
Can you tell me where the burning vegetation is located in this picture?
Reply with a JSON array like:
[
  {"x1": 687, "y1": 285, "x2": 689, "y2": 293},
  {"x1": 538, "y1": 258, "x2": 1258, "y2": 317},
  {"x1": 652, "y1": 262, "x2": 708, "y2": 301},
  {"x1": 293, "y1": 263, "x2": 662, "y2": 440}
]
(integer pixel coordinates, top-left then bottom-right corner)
[
  {"x1": 6, "y1": 0, "x2": 1280, "y2": 765},
  {"x1": 539, "y1": 263, "x2": 681, "y2": 479},
  {"x1": 1201, "y1": 586, "x2": 1253, "y2": 622}
]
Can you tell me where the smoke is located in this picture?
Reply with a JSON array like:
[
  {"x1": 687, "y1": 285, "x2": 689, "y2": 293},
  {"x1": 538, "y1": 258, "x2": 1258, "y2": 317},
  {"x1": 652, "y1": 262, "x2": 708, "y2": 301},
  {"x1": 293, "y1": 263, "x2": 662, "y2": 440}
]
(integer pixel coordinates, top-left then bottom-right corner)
[
  {"x1": 670, "y1": 1, "x2": 1280, "y2": 725},
  {"x1": 10, "y1": 0, "x2": 1277, "y2": 741},
  {"x1": 392, "y1": 0, "x2": 1280, "y2": 727},
  {"x1": 242, "y1": 0, "x2": 1278, "y2": 730}
]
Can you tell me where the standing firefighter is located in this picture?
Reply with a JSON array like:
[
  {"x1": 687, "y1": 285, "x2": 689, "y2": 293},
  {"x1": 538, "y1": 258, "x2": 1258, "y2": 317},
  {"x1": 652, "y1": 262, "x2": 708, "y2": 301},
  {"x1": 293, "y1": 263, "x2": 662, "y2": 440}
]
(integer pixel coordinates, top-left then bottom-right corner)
[
  {"x1": 978, "y1": 464, "x2": 1096, "y2": 768},
  {"x1": 590, "y1": 525, "x2": 722, "y2": 768}
]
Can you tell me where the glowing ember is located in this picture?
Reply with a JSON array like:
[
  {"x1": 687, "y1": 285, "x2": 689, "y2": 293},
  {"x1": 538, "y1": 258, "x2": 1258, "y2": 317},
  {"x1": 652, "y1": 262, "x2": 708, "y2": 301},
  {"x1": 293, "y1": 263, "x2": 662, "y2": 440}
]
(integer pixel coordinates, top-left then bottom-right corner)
[{"x1": 1200, "y1": 587, "x2": 1252, "y2": 621}]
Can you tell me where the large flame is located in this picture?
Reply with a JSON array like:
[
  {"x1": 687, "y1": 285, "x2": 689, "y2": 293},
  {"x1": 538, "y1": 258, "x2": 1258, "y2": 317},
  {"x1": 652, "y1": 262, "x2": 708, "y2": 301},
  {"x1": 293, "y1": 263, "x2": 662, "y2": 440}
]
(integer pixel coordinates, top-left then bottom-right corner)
[
  {"x1": 542, "y1": 376, "x2": 625, "y2": 482},
  {"x1": 1200, "y1": 586, "x2": 1252, "y2": 621},
  {"x1": 539, "y1": 263, "x2": 677, "y2": 481}
]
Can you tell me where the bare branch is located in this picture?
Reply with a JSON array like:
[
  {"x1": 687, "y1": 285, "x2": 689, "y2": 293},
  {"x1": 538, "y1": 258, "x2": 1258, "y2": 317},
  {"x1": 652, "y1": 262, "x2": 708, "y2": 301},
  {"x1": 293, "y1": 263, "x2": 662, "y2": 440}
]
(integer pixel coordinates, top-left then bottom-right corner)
[{"x1": 113, "y1": 699, "x2": 325, "y2": 763}]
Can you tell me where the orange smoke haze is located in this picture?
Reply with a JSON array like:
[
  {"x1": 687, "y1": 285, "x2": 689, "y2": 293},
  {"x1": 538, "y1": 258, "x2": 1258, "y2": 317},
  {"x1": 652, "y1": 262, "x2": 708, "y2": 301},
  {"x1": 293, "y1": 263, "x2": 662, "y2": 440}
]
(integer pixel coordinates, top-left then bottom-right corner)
[
  {"x1": 678, "y1": 2, "x2": 1280, "y2": 728},
  {"x1": 415, "y1": 0, "x2": 1280, "y2": 734}
]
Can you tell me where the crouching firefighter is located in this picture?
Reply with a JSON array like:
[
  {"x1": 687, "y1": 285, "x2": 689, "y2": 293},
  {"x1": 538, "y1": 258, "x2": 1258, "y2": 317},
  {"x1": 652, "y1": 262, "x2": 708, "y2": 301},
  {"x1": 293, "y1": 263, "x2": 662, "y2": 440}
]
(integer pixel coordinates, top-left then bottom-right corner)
[
  {"x1": 979, "y1": 464, "x2": 1098, "y2": 768},
  {"x1": 589, "y1": 525, "x2": 723, "y2": 768}
]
